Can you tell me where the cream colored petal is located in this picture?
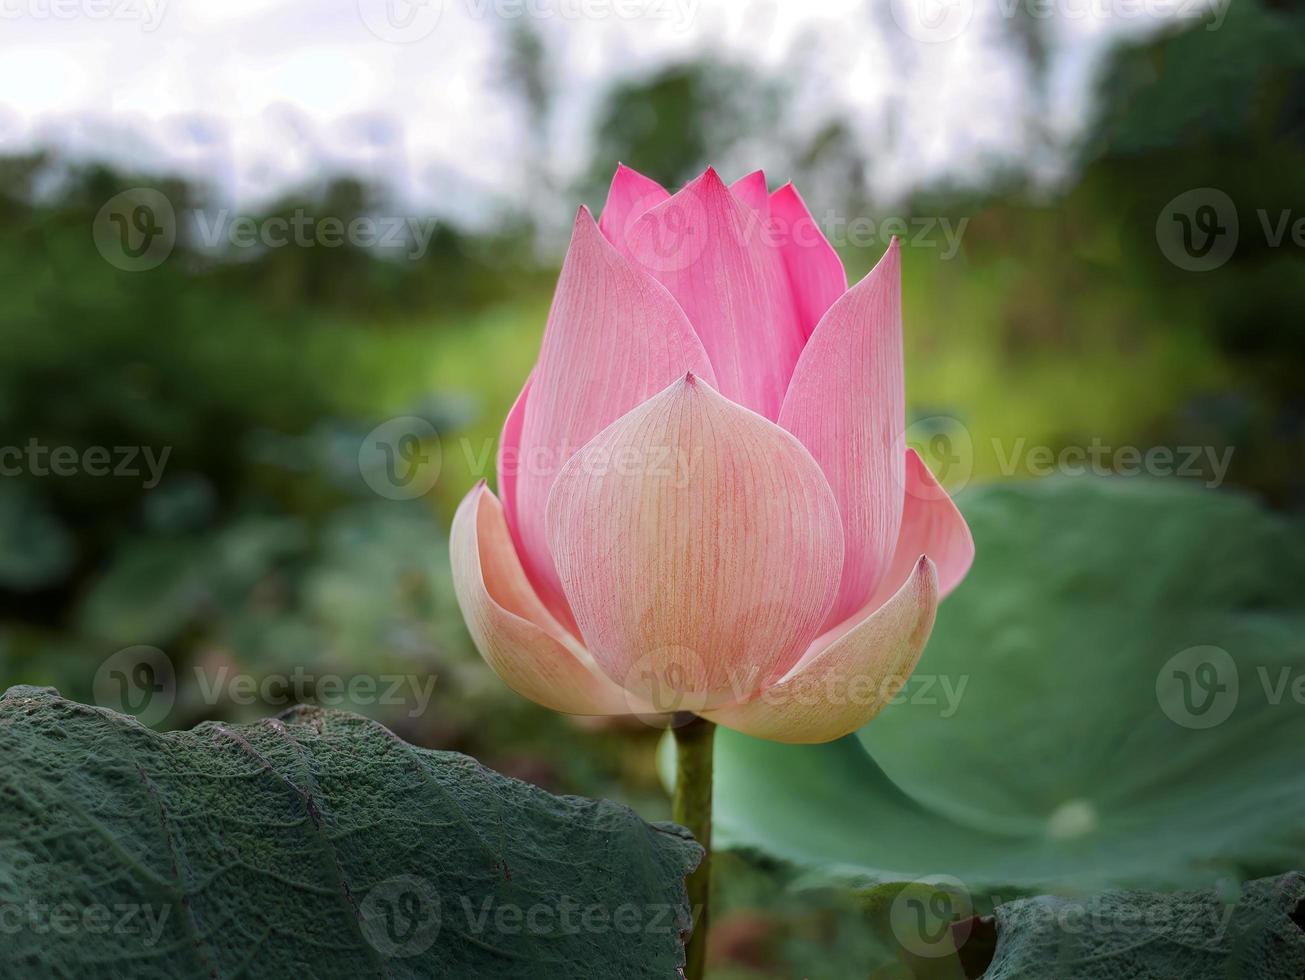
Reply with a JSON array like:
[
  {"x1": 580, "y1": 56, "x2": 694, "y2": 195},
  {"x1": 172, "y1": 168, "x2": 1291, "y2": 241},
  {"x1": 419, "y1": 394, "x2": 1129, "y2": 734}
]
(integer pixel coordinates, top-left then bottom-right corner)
[
  {"x1": 450, "y1": 482, "x2": 639, "y2": 716},
  {"x1": 704, "y1": 557, "x2": 938, "y2": 743}
]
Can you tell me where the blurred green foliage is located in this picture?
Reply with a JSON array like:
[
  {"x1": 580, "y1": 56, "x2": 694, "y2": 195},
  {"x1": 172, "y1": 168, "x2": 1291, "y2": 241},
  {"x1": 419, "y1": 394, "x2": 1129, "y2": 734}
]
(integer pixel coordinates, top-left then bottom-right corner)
[{"x1": 0, "y1": 5, "x2": 1303, "y2": 975}]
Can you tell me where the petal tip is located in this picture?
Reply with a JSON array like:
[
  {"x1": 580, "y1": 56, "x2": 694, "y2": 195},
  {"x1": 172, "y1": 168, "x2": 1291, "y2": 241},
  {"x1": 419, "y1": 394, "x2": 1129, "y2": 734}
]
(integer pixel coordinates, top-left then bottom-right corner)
[{"x1": 695, "y1": 165, "x2": 727, "y2": 193}]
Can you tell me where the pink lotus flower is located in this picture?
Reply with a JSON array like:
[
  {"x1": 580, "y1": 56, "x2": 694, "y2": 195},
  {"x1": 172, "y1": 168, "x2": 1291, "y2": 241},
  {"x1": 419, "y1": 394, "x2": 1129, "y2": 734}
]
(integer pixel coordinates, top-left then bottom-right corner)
[{"x1": 451, "y1": 165, "x2": 974, "y2": 743}]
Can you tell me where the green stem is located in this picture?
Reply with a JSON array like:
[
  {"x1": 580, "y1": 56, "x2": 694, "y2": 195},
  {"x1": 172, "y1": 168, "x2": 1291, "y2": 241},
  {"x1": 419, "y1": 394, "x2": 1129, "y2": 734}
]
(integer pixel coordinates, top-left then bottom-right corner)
[{"x1": 672, "y1": 714, "x2": 715, "y2": 980}]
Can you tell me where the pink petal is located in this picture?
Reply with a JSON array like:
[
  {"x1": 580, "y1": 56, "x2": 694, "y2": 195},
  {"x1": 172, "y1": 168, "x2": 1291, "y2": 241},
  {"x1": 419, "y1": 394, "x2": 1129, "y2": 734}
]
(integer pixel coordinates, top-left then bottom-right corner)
[
  {"x1": 450, "y1": 483, "x2": 639, "y2": 716},
  {"x1": 770, "y1": 182, "x2": 847, "y2": 338},
  {"x1": 626, "y1": 167, "x2": 806, "y2": 420},
  {"x1": 513, "y1": 207, "x2": 715, "y2": 636},
  {"x1": 864, "y1": 448, "x2": 974, "y2": 611},
  {"x1": 496, "y1": 370, "x2": 532, "y2": 537},
  {"x1": 779, "y1": 239, "x2": 905, "y2": 629},
  {"x1": 597, "y1": 163, "x2": 670, "y2": 263},
  {"x1": 545, "y1": 374, "x2": 843, "y2": 711},
  {"x1": 729, "y1": 169, "x2": 769, "y2": 217},
  {"x1": 703, "y1": 557, "x2": 938, "y2": 743}
]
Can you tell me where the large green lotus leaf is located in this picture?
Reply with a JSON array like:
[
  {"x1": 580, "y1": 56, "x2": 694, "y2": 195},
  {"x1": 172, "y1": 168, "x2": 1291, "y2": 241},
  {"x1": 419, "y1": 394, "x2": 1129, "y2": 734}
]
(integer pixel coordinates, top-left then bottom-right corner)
[
  {"x1": 0, "y1": 687, "x2": 701, "y2": 979},
  {"x1": 712, "y1": 478, "x2": 1305, "y2": 896},
  {"x1": 979, "y1": 872, "x2": 1305, "y2": 979}
]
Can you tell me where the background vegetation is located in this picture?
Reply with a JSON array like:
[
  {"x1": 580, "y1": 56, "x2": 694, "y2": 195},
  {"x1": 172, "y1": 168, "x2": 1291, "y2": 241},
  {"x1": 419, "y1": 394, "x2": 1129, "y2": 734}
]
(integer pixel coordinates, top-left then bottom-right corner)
[{"x1": 2, "y1": 2, "x2": 1303, "y2": 974}]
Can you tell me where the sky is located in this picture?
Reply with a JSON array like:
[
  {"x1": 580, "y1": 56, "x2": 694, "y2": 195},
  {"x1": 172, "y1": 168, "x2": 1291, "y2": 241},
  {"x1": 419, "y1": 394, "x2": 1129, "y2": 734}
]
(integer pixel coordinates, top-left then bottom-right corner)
[{"x1": 0, "y1": 0, "x2": 1224, "y2": 227}]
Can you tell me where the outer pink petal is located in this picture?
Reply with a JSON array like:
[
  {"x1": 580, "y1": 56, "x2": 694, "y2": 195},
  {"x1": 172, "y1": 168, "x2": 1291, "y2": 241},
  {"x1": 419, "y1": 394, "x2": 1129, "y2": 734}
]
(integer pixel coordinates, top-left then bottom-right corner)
[
  {"x1": 703, "y1": 557, "x2": 938, "y2": 743},
  {"x1": 513, "y1": 207, "x2": 716, "y2": 635},
  {"x1": 597, "y1": 163, "x2": 670, "y2": 262},
  {"x1": 864, "y1": 448, "x2": 974, "y2": 611},
  {"x1": 779, "y1": 239, "x2": 905, "y2": 630},
  {"x1": 769, "y1": 182, "x2": 847, "y2": 338},
  {"x1": 545, "y1": 374, "x2": 844, "y2": 711},
  {"x1": 625, "y1": 168, "x2": 805, "y2": 420},
  {"x1": 496, "y1": 370, "x2": 532, "y2": 537},
  {"x1": 729, "y1": 169, "x2": 769, "y2": 217},
  {"x1": 450, "y1": 482, "x2": 641, "y2": 716}
]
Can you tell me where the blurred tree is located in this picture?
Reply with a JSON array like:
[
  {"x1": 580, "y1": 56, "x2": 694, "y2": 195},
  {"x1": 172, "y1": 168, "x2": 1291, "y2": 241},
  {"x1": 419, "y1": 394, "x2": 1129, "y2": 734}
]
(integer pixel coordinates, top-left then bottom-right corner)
[{"x1": 583, "y1": 61, "x2": 782, "y2": 195}]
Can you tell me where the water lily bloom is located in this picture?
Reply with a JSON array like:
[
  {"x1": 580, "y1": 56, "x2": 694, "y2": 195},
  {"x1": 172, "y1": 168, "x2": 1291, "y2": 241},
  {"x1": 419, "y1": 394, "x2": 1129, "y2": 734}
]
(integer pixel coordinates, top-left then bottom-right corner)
[{"x1": 451, "y1": 165, "x2": 974, "y2": 743}]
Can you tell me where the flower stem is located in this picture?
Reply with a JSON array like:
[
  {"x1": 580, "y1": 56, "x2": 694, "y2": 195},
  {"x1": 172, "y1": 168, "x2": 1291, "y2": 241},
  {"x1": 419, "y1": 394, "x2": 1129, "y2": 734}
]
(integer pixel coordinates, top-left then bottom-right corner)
[{"x1": 672, "y1": 714, "x2": 715, "y2": 980}]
